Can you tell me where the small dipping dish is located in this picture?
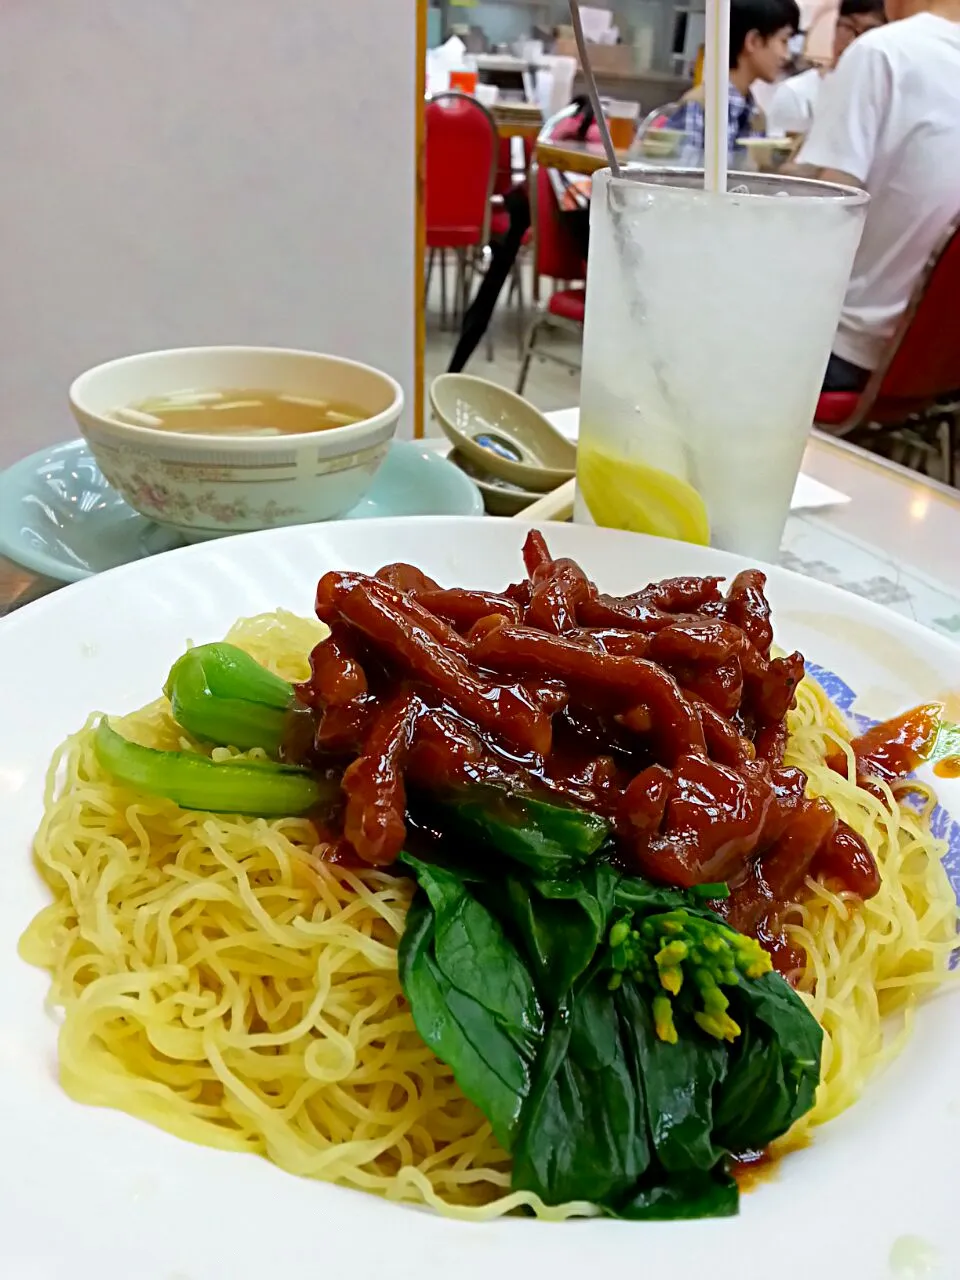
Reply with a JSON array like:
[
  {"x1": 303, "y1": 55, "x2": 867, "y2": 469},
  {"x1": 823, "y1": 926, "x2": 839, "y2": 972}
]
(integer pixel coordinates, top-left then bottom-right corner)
[
  {"x1": 448, "y1": 449, "x2": 541, "y2": 516},
  {"x1": 430, "y1": 375, "x2": 575, "y2": 493}
]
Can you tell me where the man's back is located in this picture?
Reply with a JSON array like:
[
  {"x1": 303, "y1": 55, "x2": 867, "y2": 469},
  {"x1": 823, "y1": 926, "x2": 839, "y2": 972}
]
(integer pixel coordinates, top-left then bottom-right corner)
[
  {"x1": 767, "y1": 66, "x2": 822, "y2": 134},
  {"x1": 799, "y1": 14, "x2": 960, "y2": 370}
]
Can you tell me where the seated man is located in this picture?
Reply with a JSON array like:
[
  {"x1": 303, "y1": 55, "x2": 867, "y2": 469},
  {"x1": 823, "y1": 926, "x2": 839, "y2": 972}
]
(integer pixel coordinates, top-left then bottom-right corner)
[
  {"x1": 789, "y1": 0, "x2": 960, "y2": 391},
  {"x1": 668, "y1": 0, "x2": 800, "y2": 150},
  {"x1": 766, "y1": 0, "x2": 886, "y2": 137}
]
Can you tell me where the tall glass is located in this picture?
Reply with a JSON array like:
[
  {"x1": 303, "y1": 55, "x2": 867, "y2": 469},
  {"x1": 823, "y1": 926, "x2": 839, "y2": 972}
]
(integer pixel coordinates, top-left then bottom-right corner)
[{"x1": 575, "y1": 169, "x2": 868, "y2": 560}]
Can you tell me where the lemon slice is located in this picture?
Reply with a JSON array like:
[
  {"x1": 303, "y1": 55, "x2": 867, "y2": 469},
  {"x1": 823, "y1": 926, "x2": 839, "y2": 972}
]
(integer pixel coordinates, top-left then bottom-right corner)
[{"x1": 578, "y1": 444, "x2": 710, "y2": 545}]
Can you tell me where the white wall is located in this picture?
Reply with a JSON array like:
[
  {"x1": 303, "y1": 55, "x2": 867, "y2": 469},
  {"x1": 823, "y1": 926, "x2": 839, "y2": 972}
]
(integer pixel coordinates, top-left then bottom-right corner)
[{"x1": 0, "y1": 0, "x2": 419, "y2": 466}]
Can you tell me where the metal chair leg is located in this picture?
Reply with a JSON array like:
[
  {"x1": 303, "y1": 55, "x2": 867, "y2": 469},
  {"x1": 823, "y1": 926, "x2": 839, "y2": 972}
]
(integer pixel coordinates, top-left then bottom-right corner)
[
  {"x1": 439, "y1": 251, "x2": 448, "y2": 328},
  {"x1": 516, "y1": 318, "x2": 543, "y2": 396},
  {"x1": 512, "y1": 261, "x2": 526, "y2": 360},
  {"x1": 450, "y1": 250, "x2": 461, "y2": 326},
  {"x1": 459, "y1": 249, "x2": 472, "y2": 324},
  {"x1": 424, "y1": 249, "x2": 436, "y2": 313},
  {"x1": 941, "y1": 413, "x2": 958, "y2": 487}
]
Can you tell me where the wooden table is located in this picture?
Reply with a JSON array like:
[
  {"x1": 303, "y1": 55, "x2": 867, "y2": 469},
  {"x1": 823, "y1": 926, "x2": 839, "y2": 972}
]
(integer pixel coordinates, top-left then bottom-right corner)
[
  {"x1": 535, "y1": 138, "x2": 683, "y2": 175},
  {"x1": 535, "y1": 138, "x2": 629, "y2": 176},
  {"x1": 535, "y1": 138, "x2": 785, "y2": 176}
]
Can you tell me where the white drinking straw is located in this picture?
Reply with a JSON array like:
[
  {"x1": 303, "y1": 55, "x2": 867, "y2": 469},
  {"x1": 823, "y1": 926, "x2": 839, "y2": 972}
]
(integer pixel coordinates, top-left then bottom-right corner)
[{"x1": 703, "y1": 0, "x2": 730, "y2": 193}]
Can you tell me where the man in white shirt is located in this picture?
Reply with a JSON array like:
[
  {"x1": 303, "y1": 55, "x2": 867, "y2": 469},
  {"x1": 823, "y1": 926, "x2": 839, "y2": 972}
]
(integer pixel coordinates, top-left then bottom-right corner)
[
  {"x1": 789, "y1": 0, "x2": 960, "y2": 391},
  {"x1": 766, "y1": 0, "x2": 886, "y2": 135}
]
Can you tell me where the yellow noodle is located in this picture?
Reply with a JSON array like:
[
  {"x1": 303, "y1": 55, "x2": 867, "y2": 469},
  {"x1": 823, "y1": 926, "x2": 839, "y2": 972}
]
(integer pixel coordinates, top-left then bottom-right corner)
[
  {"x1": 19, "y1": 612, "x2": 958, "y2": 1213},
  {"x1": 778, "y1": 677, "x2": 959, "y2": 1142}
]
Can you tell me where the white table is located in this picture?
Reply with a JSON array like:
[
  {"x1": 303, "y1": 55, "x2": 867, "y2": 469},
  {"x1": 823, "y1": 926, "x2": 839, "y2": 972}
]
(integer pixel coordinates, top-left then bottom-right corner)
[{"x1": 788, "y1": 432, "x2": 960, "y2": 642}]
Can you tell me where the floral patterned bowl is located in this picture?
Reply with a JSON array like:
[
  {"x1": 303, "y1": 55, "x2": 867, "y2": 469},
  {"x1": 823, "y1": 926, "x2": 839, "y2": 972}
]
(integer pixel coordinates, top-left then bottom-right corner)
[{"x1": 68, "y1": 346, "x2": 404, "y2": 540}]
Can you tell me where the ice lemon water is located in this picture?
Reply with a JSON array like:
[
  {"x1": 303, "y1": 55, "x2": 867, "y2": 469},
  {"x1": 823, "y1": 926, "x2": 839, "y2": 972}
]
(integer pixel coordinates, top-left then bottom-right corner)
[
  {"x1": 575, "y1": 169, "x2": 867, "y2": 559},
  {"x1": 577, "y1": 444, "x2": 709, "y2": 544}
]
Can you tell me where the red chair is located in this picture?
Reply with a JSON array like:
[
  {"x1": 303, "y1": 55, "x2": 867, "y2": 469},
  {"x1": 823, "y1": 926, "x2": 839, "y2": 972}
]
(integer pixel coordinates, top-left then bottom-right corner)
[
  {"x1": 515, "y1": 161, "x2": 587, "y2": 395},
  {"x1": 815, "y1": 213, "x2": 960, "y2": 484},
  {"x1": 424, "y1": 92, "x2": 498, "y2": 328},
  {"x1": 490, "y1": 136, "x2": 534, "y2": 234}
]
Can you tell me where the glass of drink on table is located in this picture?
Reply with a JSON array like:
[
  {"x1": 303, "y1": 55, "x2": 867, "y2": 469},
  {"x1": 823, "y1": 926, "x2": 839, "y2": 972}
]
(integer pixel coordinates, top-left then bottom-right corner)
[
  {"x1": 602, "y1": 99, "x2": 641, "y2": 151},
  {"x1": 575, "y1": 168, "x2": 868, "y2": 561}
]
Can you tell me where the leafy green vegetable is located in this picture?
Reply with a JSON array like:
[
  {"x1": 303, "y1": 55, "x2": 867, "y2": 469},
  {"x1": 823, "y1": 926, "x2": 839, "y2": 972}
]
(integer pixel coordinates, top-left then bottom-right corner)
[
  {"x1": 164, "y1": 642, "x2": 295, "y2": 752},
  {"x1": 397, "y1": 808, "x2": 823, "y2": 1220},
  {"x1": 495, "y1": 863, "x2": 618, "y2": 1003},
  {"x1": 93, "y1": 718, "x2": 329, "y2": 816},
  {"x1": 713, "y1": 971, "x2": 823, "y2": 1153},
  {"x1": 690, "y1": 882, "x2": 731, "y2": 900},
  {"x1": 617, "y1": 1167, "x2": 739, "y2": 1220},
  {"x1": 618, "y1": 980, "x2": 726, "y2": 1174},
  {"x1": 929, "y1": 718, "x2": 960, "y2": 766},
  {"x1": 398, "y1": 856, "x2": 542, "y2": 1149},
  {"x1": 614, "y1": 876, "x2": 689, "y2": 915},
  {"x1": 433, "y1": 787, "x2": 610, "y2": 875},
  {"x1": 606, "y1": 906, "x2": 773, "y2": 1043},
  {"x1": 512, "y1": 978, "x2": 651, "y2": 1207},
  {"x1": 405, "y1": 855, "x2": 542, "y2": 1051}
]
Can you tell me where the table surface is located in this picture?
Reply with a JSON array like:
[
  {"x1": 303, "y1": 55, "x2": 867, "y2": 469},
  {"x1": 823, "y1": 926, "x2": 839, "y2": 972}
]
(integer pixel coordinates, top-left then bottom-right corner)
[
  {"x1": 535, "y1": 137, "x2": 777, "y2": 176},
  {"x1": 535, "y1": 138, "x2": 634, "y2": 176},
  {"x1": 2, "y1": 426, "x2": 960, "y2": 645},
  {"x1": 785, "y1": 432, "x2": 960, "y2": 641}
]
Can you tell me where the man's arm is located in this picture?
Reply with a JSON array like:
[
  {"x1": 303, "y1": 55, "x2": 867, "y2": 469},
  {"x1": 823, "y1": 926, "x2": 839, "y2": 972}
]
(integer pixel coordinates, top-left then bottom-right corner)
[
  {"x1": 782, "y1": 161, "x2": 864, "y2": 187},
  {"x1": 780, "y1": 35, "x2": 892, "y2": 188}
]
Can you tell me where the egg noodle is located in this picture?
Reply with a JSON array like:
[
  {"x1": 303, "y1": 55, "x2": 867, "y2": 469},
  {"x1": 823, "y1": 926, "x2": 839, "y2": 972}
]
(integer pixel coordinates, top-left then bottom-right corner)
[{"x1": 19, "y1": 612, "x2": 959, "y2": 1216}]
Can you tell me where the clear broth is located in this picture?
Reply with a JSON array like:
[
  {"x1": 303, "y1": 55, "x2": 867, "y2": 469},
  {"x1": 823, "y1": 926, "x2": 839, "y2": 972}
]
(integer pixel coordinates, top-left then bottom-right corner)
[{"x1": 113, "y1": 389, "x2": 367, "y2": 437}]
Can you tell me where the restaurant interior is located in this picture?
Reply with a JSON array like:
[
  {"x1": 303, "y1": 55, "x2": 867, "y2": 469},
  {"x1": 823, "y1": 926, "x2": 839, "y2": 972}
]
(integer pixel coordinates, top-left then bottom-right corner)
[
  {"x1": 1, "y1": 0, "x2": 959, "y2": 625},
  {"x1": 3, "y1": 4, "x2": 960, "y2": 1267}
]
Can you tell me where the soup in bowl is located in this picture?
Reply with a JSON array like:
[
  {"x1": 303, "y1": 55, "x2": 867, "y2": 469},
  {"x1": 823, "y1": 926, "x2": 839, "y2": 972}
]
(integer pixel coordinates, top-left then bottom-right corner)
[{"x1": 69, "y1": 346, "x2": 404, "y2": 540}]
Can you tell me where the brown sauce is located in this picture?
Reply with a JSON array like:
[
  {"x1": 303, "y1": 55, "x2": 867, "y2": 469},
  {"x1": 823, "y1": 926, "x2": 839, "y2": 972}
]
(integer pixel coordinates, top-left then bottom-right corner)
[
  {"x1": 829, "y1": 703, "x2": 943, "y2": 787},
  {"x1": 730, "y1": 1132, "x2": 809, "y2": 1193},
  {"x1": 934, "y1": 755, "x2": 960, "y2": 779}
]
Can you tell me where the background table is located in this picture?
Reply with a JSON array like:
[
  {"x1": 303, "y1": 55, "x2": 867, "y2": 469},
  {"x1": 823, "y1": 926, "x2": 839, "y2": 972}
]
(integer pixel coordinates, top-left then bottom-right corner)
[
  {"x1": 535, "y1": 138, "x2": 634, "y2": 176},
  {"x1": 535, "y1": 139, "x2": 775, "y2": 176}
]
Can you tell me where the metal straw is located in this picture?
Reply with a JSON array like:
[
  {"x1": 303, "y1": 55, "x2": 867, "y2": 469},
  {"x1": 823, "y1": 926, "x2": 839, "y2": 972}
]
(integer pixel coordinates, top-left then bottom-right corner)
[{"x1": 568, "y1": 1, "x2": 622, "y2": 178}]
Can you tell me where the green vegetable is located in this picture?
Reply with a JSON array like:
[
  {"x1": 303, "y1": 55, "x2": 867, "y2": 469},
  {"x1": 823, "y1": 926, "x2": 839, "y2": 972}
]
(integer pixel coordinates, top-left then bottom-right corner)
[
  {"x1": 929, "y1": 719, "x2": 960, "y2": 765},
  {"x1": 397, "y1": 855, "x2": 543, "y2": 1149},
  {"x1": 605, "y1": 907, "x2": 773, "y2": 1043},
  {"x1": 619, "y1": 979, "x2": 726, "y2": 1175},
  {"x1": 163, "y1": 642, "x2": 295, "y2": 752},
  {"x1": 512, "y1": 977, "x2": 651, "y2": 1207},
  {"x1": 398, "y1": 848, "x2": 823, "y2": 1221},
  {"x1": 617, "y1": 1167, "x2": 739, "y2": 1220},
  {"x1": 690, "y1": 882, "x2": 731, "y2": 900},
  {"x1": 93, "y1": 718, "x2": 328, "y2": 816},
  {"x1": 497, "y1": 863, "x2": 618, "y2": 1003},
  {"x1": 430, "y1": 787, "x2": 611, "y2": 876},
  {"x1": 712, "y1": 969, "x2": 823, "y2": 1153}
]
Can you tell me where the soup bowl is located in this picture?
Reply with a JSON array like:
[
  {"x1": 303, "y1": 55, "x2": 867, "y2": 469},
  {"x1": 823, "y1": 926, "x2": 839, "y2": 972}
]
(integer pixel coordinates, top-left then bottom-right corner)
[{"x1": 69, "y1": 346, "x2": 404, "y2": 540}]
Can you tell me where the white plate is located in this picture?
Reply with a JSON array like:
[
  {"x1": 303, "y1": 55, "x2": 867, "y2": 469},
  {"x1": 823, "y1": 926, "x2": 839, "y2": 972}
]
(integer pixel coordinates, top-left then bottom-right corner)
[{"x1": 1, "y1": 517, "x2": 958, "y2": 1280}]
